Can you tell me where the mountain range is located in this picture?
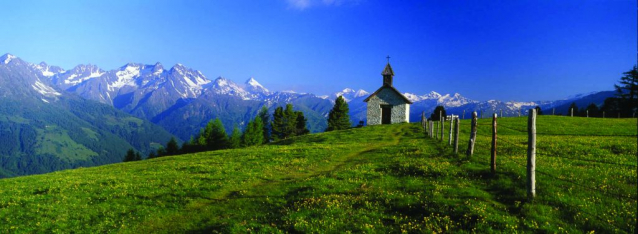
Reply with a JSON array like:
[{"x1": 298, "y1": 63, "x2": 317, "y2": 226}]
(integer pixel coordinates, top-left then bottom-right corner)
[{"x1": 0, "y1": 53, "x2": 615, "y2": 176}]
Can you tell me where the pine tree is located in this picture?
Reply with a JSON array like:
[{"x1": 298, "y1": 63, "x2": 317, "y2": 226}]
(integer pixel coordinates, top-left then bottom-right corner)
[
  {"x1": 283, "y1": 104, "x2": 297, "y2": 138},
  {"x1": 271, "y1": 106, "x2": 284, "y2": 141},
  {"x1": 585, "y1": 103, "x2": 600, "y2": 117},
  {"x1": 326, "y1": 96, "x2": 351, "y2": 131},
  {"x1": 205, "y1": 118, "x2": 229, "y2": 150},
  {"x1": 147, "y1": 151, "x2": 157, "y2": 159},
  {"x1": 614, "y1": 65, "x2": 638, "y2": 116},
  {"x1": 165, "y1": 137, "x2": 179, "y2": 156},
  {"x1": 123, "y1": 148, "x2": 137, "y2": 162},
  {"x1": 295, "y1": 111, "x2": 310, "y2": 135},
  {"x1": 229, "y1": 126, "x2": 242, "y2": 149},
  {"x1": 243, "y1": 117, "x2": 264, "y2": 146},
  {"x1": 429, "y1": 106, "x2": 447, "y2": 121},
  {"x1": 196, "y1": 121, "x2": 214, "y2": 146},
  {"x1": 568, "y1": 102, "x2": 578, "y2": 116},
  {"x1": 156, "y1": 146, "x2": 167, "y2": 157},
  {"x1": 601, "y1": 97, "x2": 621, "y2": 117},
  {"x1": 134, "y1": 152, "x2": 142, "y2": 161},
  {"x1": 258, "y1": 106, "x2": 271, "y2": 143}
]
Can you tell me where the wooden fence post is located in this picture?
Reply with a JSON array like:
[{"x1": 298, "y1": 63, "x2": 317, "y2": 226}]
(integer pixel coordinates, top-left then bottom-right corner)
[
  {"x1": 454, "y1": 117, "x2": 460, "y2": 154},
  {"x1": 491, "y1": 113, "x2": 497, "y2": 174},
  {"x1": 421, "y1": 112, "x2": 424, "y2": 131},
  {"x1": 466, "y1": 111, "x2": 478, "y2": 157},
  {"x1": 552, "y1": 108, "x2": 555, "y2": 115},
  {"x1": 527, "y1": 109, "x2": 536, "y2": 199},
  {"x1": 603, "y1": 111, "x2": 605, "y2": 118},
  {"x1": 448, "y1": 116, "x2": 453, "y2": 145},
  {"x1": 425, "y1": 119, "x2": 429, "y2": 136},
  {"x1": 500, "y1": 109, "x2": 503, "y2": 118},
  {"x1": 571, "y1": 108, "x2": 573, "y2": 117},
  {"x1": 587, "y1": 110, "x2": 589, "y2": 118},
  {"x1": 440, "y1": 111, "x2": 444, "y2": 142},
  {"x1": 429, "y1": 121, "x2": 434, "y2": 138},
  {"x1": 462, "y1": 110, "x2": 465, "y2": 120}
]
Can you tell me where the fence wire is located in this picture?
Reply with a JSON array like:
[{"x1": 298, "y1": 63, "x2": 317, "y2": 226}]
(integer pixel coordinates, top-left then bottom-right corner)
[{"x1": 421, "y1": 118, "x2": 636, "y2": 233}]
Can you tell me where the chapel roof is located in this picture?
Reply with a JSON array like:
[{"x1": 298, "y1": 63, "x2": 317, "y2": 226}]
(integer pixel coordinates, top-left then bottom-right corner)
[{"x1": 363, "y1": 84, "x2": 413, "y2": 104}]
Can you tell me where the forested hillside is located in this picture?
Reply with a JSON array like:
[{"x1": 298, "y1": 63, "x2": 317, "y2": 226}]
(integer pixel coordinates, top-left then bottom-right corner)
[{"x1": 0, "y1": 96, "x2": 175, "y2": 177}]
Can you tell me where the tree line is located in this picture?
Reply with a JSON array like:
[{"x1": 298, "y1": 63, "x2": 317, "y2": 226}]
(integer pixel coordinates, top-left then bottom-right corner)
[{"x1": 123, "y1": 98, "x2": 352, "y2": 162}]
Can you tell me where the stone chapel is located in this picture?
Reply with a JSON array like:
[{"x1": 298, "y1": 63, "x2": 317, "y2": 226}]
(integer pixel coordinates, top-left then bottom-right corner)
[{"x1": 364, "y1": 62, "x2": 412, "y2": 125}]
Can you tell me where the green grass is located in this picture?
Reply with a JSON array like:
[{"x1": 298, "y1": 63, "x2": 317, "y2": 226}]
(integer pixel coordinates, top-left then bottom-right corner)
[{"x1": 0, "y1": 116, "x2": 635, "y2": 233}]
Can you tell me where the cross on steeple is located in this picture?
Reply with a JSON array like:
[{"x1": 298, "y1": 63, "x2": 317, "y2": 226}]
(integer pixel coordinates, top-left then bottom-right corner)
[{"x1": 386, "y1": 55, "x2": 391, "y2": 63}]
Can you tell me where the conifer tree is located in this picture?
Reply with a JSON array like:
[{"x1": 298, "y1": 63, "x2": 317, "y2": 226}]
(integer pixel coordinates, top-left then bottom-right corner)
[
  {"x1": 295, "y1": 111, "x2": 310, "y2": 135},
  {"x1": 614, "y1": 65, "x2": 638, "y2": 115},
  {"x1": 204, "y1": 118, "x2": 229, "y2": 150},
  {"x1": 327, "y1": 96, "x2": 351, "y2": 131},
  {"x1": 123, "y1": 148, "x2": 137, "y2": 162},
  {"x1": 147, "y1": 151, "x2": 157, "y2": 159},
  {"x1": 585, "y1": 103, "x2": 600, "y2": 117},
  {"x1": 229, "y1": 126, "x2": 242, "y2": 149},
  {"x1": 134, "y1": 152, "x2": 142, "y2": 161},
  {"x1": 258, "y1": 106, "x2": 271, "y2": 143},
  {"x1": 569, "y1": 102, "x2": 579, "y2": 116},
  {"x1": 271, "y1": 106, "x2": 284, "y2": 141},
  {"x1": 156, "y1": 146, "x2": 167, "y2": 157},
  {"x1": 283, "y1": 104, "x2": 298, "y2": 138},
  {"x1": 243, "y1": 117, "x2": 264, "y2": 146},
  {"x1": 429, "y1": 106, "x2": 446, "y2": 121},
  {"x1": 165, "y1": 137, "x2": 179, "y2": 156}
]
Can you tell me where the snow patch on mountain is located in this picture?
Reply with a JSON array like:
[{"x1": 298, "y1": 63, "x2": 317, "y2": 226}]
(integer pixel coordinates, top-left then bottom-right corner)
[
  {"x1": 64, "y1": 70, "x2": 104, "y2": 85},
  {"x1": 32, "y1": 80, "x2": 61, "y2": 96},
  {"x1": 211, "y1": 77, "x2": 254, "y2": 100},
  {"x1": 31, "y1": 62, "x2": 65, "y2": 78},
  {"x1": 505, "y1": 101, "x2": 537, "y2": 110},
  {"x1": 1, "y1": 54, "x2": 16, "y2": 64},
  {"x1": 111, "y1": 65, "x2": 141, "y2": 90},
  {"x1": 334, "y1": 88, "x2": 369, "y2": 101},
  {"x1": 244, "y1": 77, "x2": 269, "y2": 94}
]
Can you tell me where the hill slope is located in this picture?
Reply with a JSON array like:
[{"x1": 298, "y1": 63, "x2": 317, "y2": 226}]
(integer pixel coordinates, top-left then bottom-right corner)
[{"x1": 0, "y1": 117, "x2": 635, "y2": 232}]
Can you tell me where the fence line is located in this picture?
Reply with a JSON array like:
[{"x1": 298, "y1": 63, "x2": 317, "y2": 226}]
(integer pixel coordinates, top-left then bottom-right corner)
[{"x1": 418, "y1": 110, "x2": 636, "y2": 232}]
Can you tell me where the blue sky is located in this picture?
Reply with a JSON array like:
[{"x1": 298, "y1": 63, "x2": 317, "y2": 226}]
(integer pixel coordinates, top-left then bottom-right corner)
[{"x1": 0, "y1": 0, "x2": 635, "y2": 101}]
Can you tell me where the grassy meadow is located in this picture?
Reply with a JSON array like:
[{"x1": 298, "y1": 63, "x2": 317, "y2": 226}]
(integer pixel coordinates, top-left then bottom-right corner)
[{"x1": 0, "y1": 116, "x2": 635, "y2": 233}]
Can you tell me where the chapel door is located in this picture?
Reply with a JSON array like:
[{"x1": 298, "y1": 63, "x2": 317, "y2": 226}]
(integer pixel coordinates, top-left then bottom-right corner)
[{"x1": 381, "y1": 105, "x2": 392, "y2": 124}]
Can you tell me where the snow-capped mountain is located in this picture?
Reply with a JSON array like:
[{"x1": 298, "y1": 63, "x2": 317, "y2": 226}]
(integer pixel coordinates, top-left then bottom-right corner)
[
  {"x1": 334, "y1": 88, "x2": 369, "y2": 102},
  {"x1": 337, "y1": 87, "x2": 613, "y2": 122},
  {"x1": 1, "y1": 53, "x2": 615, "y2": 140},
  {"x1": 32, "y1": 62, "x2": 65, "y2": 77},
  {"x1": 0, "y1": 53, "x2": 176, "y2": 177},
  {"x1": 0, "y1": 53, "x2": 62, "y2": 101},
  {"x1": 404, "y1": 92, "x2": 476, "y2": 107},
  {"x1": 210, "y1": 77, "x2": 256, "y2": 100},
  {"x1": 244, "y1": 77, "x2": 270, "y2": 95}
]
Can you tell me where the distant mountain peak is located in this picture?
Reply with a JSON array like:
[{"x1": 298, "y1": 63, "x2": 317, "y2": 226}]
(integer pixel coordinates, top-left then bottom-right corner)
[
  {"x1": 334, "y1": 88, "x2": 369, "y2": 102},
  {"x1": 1, "y1": 53, "x2": 17, "y2": 64},
  {"x1": 244, "y1": 77, "x2": 269, "y2": 93},
  {"x1": 152, "y1": 62, "x2": 164, "y2": 75}
]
